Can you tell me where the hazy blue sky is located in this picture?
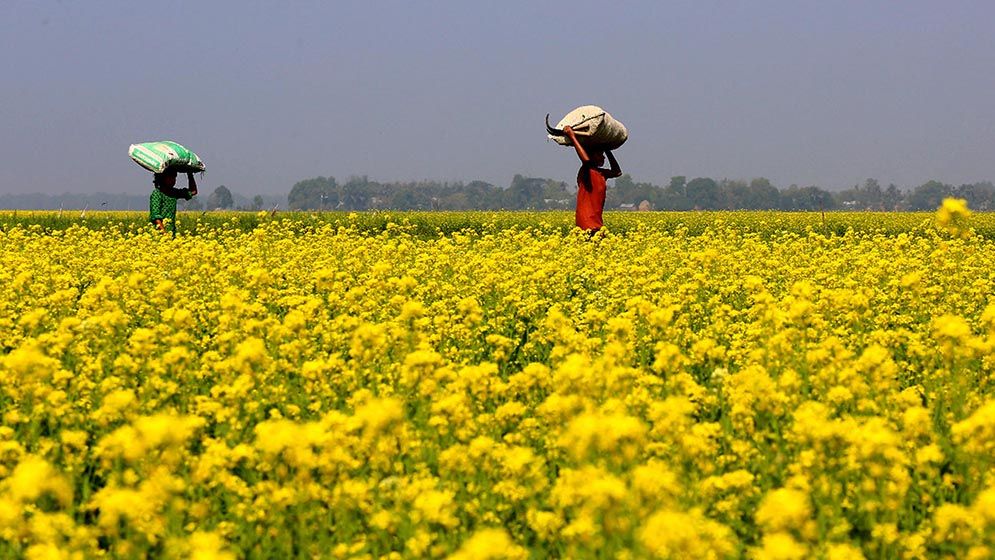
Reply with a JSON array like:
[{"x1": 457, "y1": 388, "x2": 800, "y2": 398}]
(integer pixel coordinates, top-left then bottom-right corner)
[{"x1": 2, "y1": 1, "x2": 994, "y2": 195}]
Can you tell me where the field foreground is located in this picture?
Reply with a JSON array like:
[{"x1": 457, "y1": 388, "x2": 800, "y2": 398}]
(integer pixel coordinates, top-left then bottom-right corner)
[{"x1": 1, "y1": 211, "x2": 994, "y2": 559}]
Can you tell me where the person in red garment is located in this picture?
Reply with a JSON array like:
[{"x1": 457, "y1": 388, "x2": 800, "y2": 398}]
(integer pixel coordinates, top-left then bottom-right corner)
[{"x1": 563, "y1": 126, "x2": 622, "y2": 233}]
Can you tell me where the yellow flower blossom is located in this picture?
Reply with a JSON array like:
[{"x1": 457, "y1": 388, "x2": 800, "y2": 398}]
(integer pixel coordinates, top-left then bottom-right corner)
[
  {"x1": 447, "y1": 528, "x2": 527, "y2": 560},
  {"x1": 752, "y1": 532, "x2": 808, "y2": 560},
  {"x1": 5, "y1": 455, "x2": 72, "y2": 507},
  {"x1": 936, "y1": 197, "x2": 972, "y2": 238},
  {"x1": 755, "y1": 488, "x2": 811, "y2": 534},
  {"x1": 639, "y1": 508, "x2": 736, "y2": 559}
]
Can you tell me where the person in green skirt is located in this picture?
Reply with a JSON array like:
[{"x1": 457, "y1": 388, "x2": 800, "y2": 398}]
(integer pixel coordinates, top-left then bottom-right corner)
[{"x1": 150, "y1": 169, "x2": 198, "y2": 235}]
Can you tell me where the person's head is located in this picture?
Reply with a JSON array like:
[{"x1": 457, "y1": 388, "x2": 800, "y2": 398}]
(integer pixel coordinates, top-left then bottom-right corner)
[
  {"x1": 588, "y1": 149, "x2": 605, "y2": 167},
  {"x1": 153, "y1": 170, "x2": 177, "y2": 188}
]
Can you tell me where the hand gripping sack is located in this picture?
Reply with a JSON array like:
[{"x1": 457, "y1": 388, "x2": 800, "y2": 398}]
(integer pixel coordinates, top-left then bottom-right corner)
[
  {"x1": 546, "y1": 105, "x2": 628, "y2": 150},
  {"x1": 129, "y1": 141, "x2": 206, "y2": 174}
]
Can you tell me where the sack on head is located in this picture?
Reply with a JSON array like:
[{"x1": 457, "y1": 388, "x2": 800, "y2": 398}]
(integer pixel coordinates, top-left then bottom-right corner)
[
  {"x1": 546, "y1": 105, "x2": 628, "y2": 151},
  {"x1": 129, "y1": 141, "x2": 206, "y2": 174}
]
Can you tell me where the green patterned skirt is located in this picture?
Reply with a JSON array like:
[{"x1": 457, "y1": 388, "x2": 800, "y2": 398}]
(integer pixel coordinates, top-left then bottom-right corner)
[{"x1": 149, "y1": 189, "x2": 178, "y2": 233}]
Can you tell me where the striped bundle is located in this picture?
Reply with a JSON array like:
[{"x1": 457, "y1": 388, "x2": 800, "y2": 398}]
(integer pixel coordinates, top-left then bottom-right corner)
[{"x1": 128, "y1": 141, "x2": 206, "y2": 174}]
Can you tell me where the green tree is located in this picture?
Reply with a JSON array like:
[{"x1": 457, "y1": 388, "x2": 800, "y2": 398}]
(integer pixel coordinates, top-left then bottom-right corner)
[
  {"x1": 667, "y1": 176, "x2": 687, "y2": 197},
  {"x1": 954, "y1": 182, "x2": 995, "y2": 210},
  {"x1": 862, "y1": 178, "x2": 883, "y2": 209},
  {"x1": 609, "y1": 174, "x2": 659, "y2": 208},
  {"x1": 288, "y1": 176, "x2": 337, "y2": 210},
  {"x1": 507, "y1": 175, "x2": 545, "y2": 209},
  {"x1": 907, "y1": 180, "x2": 950, "y2": 211},
  {"x1": 540, "y1": 179, "x2": 570, "y2": 209},
  {"x1": 838, "y1": 178, "x2": 885, "y2": 210},
  {"x1": 390, "y1": 189, "x2": 431, "y2": 210},
  {"x1": 465, "y1": 181, "x2": 503, "y2": 210},
  {"x1": 207, "y1": 185, "x2": 234, "y2": 209},
  {"x1": 719, "y1": 179, "x2": 748, "y2": 209},
  {"x1": 746, "y1": 177, "x2": 779, "y2": 210},
  {"x1": 340, "y1": 176, "x2": 371, "y2": 210},
  {"x1": 884, "y1": 184, "x2": 903, "y2": 210},
  {"x1": 655, "y1": 176, "x2": 690, "y2": 210},
  {"x1": 780, "y1": 185, "x2": 835, "y2": 210},
  {"x1": 687, "y1": 177, "x2": 719, "y2": 209}
]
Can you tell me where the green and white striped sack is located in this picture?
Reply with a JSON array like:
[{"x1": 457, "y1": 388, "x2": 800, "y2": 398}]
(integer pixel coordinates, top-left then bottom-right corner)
[{"x1": 128, "y1": 141, "x2": 206, "y2": 174}]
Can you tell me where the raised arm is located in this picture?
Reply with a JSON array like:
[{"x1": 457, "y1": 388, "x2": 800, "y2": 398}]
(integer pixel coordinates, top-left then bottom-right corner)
[
  {"x1": 156, "y1": 183, "x2": 189, "y2": 199},
  {"x1": 564, "y1": 126, "x2": 593, "y2": 165},
  {"x1": 155, "y1": 173, "x2": 198, "y2": 200},
  {"x1": 604, "y1": 150, "x2": 622, "y2": 178},
  {"x1": 186, "y1": 172, "x2": 198, "y2": 198}
]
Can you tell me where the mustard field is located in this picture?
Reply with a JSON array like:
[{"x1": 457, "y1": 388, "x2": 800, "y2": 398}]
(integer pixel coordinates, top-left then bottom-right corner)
[
  {"x1": 2, "y1": 204, "x2": 994, "y2": 559},
  {"x1": 0, "y1": 209, "x2": 975, "y2": 238}
]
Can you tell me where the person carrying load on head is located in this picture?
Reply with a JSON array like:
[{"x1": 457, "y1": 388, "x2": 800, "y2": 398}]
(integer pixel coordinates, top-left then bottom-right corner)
[
  {"x1": 128, "y1": 140, "x2": 205, "y2": 236},
  {"x1": 546, "y1": 106, "x2": 627, "y2": 233},
  {"x1": 150, "y1": 170, "x2": 197, "y2": 236},
  {"x1": 562, "y1": 127, "x2": 622, "y2": 233}
]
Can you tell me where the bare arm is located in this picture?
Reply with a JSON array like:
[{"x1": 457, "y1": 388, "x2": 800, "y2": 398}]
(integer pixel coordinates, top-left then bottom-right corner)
[
  {"x1": 156, "y1": 174, "x2": 197, "y2": 200},
  {"x1": 604, "y1": 150, "x2": 622, "y2": 178},
  {"x1": 156, "y1": 184, "x2": 188, "y2": 199},
  {"x1": 564, "y1": 126, "x2": 593, "y2": 165},
  {"x1": 186, "y1": 172, "x2": 198, "y2": 198}
]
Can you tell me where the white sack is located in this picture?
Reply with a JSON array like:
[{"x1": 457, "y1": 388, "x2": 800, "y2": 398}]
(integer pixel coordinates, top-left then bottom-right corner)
[{"x1": 547, "y1": 105, "x2": 628, "y2": 150}]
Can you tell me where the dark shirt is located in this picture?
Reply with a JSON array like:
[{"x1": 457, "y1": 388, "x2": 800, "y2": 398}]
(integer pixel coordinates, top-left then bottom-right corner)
[{"x1": 155, "y1": 184, "x2": 194, "y2": 200}]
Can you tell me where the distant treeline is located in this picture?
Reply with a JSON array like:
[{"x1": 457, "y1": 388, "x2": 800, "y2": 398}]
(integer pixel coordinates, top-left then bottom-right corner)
[
  {"x1": 0, "y1": 189, "x2": 282, "y2": 212},
  {"x1": 288, "y1": 175, "x2": 995, "y2": 212},
  {"x1": 611, "y1": 176, "x2": 995, "y2": 212},
  {"x1": 4, "y1": 175, "x2": 993, "y2": 212}
]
